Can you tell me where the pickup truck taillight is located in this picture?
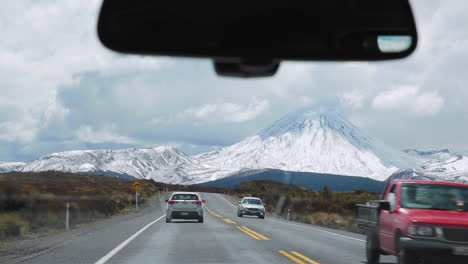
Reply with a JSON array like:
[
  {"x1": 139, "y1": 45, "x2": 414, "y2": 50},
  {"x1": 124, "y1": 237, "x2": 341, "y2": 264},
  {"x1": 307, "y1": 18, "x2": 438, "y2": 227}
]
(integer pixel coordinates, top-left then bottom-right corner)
[
  {"x1": 193, "y1": 200, "x2": 202, "y2": 205},
  {"x1": 168, "y1": 200, "x2": 177, "y2": 204}
]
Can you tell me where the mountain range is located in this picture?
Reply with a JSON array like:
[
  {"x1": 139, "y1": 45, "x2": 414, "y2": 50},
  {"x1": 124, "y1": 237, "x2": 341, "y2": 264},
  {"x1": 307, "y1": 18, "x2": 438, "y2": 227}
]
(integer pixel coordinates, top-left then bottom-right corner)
[{"x1": 2, "y1": 106, "x2": 467, "y2": 185}]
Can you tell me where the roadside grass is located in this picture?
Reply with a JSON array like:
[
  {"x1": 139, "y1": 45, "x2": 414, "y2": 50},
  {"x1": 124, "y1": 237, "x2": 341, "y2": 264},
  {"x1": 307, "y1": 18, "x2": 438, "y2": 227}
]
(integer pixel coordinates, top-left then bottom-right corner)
[
  {"x1": 232, "y1": 180, "x2": 379, "y2": 233},
  {"x1": 0, "y1": 171, "x2": 162, "y2": 241}
]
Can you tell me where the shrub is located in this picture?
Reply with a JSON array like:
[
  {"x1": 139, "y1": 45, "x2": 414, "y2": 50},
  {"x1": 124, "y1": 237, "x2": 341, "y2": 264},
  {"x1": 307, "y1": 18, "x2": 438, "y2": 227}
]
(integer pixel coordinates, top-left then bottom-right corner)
[
  {"x1": 305, "y1": 212, "x2": 353, "y2": 230},
  {"x1": 0, "y1": 214, "x2": 29, "y2": 239}
]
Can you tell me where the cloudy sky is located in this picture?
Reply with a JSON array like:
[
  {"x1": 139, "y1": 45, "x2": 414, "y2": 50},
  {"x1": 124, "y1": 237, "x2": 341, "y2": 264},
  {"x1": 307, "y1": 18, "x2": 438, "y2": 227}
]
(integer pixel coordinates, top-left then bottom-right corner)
[{"x1": 1, "y1": 0, "x2": 468, "y2": 161}]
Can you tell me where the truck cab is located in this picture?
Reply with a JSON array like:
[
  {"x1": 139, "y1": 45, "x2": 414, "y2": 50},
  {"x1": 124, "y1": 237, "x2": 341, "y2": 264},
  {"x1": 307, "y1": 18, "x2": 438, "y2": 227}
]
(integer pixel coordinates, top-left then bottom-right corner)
[{"x1": 357, "y1": 180, "x2": 468, "y2": 264}]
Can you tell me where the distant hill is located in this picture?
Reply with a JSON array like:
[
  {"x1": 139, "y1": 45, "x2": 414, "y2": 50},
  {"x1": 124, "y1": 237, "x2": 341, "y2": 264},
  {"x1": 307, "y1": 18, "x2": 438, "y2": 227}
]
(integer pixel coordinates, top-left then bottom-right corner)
[
  {"x1": 82, "y1": 170, "x2": 136, "y2": 180},
  {"x1": 198, "y1": 169, "x2": 385, "y2": 192}
]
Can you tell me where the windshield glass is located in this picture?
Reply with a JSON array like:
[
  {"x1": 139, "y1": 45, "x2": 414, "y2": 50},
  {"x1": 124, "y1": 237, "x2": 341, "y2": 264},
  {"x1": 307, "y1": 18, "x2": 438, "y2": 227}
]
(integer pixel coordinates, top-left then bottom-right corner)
[
  {"x1": 2, "y1": 1, "x2": 468, "y2": 264},
  {"x1": 401, "y1": 184, "x2": 468, "y2": 211},
  {"x1": 172, "y1": 194, "x2": 199, "y2": 200},
  {"x1": 244, "y1": 199, "x2": 262, "y2": 205}
]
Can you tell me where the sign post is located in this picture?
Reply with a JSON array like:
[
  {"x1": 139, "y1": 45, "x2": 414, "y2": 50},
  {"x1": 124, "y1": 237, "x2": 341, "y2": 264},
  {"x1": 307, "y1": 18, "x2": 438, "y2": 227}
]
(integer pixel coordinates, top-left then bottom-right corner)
[{"x1": 132, "y1": 181, "x2": 142, "y2": 211}]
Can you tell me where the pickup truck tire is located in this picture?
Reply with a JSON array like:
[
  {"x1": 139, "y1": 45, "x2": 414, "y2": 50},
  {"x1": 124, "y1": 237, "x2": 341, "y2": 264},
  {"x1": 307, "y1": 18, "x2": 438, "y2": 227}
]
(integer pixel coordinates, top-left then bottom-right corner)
[
  {"x1": 366, "y1": 232, "x2": 380, "y2": 264},
  {"x1": 198, "y1": 216, "x2": 204, "y2": 223},
  {"x1": 397, "y1": 239, "x2": 417, "y2": 264},
  {"x1": 166, "y1": 216, "x2": 171, "y2": 223}
]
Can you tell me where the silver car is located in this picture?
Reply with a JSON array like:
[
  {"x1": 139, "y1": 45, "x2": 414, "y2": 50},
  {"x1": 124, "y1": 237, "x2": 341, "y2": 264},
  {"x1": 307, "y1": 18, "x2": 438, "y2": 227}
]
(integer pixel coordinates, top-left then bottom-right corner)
[
  {"x1": 237, "y1": 197, "x2": 266, "y2": 219},
  {"x1": 165, "y1": 192, "x2": 205, "y2": 223}
]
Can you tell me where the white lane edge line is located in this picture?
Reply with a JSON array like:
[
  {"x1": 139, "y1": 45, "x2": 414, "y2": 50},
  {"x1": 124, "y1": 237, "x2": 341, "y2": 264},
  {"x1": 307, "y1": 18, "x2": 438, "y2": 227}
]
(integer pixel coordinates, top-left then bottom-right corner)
[
  {"x1": 94, "y1": 214, "x2": 166, "y2": 264},
  {"x1": 268, "y1": 219, "x2": 365, "y2": 243},
  {"x1": 216, "y1": 193, "x2": 237, "y2": 208}
]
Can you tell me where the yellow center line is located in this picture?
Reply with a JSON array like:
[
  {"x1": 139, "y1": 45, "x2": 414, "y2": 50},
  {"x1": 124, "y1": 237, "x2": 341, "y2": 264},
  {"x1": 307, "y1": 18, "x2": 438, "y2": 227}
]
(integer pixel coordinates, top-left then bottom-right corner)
[
  {"x1": 204, "y1": 206, "x2": 223, "y2": 218},
  {"x1": 290, "y1": 251, "x2": 320, "y2": 264},
  {"x1": 212, "y1": 212, "x2": 223, "y2": 217},
  {"x1": 237, "y1": 226, "x2": 261, "y2": 240},
  {"x1": 222, "y1": 218, "x2": 237, "y2": 224},
  {"x1": 278, "y1": 250, "x2": 307, "y2": 264},
  {"x1": 241, "y1": 226, "x2": 270, "y2": 240}
]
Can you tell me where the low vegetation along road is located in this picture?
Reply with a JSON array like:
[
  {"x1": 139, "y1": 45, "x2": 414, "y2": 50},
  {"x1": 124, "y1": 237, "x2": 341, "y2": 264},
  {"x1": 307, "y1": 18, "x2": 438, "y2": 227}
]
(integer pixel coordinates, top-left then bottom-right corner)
[{"x1": 1, "y1": 193, "x2": 398, "y2": 264}]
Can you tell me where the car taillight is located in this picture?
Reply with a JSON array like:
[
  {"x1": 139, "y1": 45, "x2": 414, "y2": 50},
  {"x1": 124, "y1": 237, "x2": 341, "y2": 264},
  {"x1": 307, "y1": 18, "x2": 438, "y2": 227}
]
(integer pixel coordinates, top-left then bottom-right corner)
[
  {"x1": 193, "y1": 200, "x2": 202, "y2": 205},
  {"x1": 168, "y1": 200, "x2": 177, "y2": 204}
]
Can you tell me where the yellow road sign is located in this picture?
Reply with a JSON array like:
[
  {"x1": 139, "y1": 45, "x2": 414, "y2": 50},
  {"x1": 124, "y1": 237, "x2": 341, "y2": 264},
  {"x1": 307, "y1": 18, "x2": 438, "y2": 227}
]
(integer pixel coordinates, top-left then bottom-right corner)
[{"x1": 132, "y1": 181, "x2": 142, "y2": 191}]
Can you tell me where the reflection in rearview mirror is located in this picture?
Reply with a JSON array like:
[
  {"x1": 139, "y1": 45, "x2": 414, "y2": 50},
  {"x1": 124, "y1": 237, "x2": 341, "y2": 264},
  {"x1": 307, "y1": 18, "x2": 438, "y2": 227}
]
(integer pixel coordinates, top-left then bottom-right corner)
[{"x1": 378, "y1": 36, "x2": 413, "y2": 53}]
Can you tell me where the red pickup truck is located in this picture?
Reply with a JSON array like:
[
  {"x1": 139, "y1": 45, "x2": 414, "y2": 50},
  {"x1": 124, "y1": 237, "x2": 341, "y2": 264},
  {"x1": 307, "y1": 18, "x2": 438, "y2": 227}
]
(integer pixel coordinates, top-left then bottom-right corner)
[{"x1": 356, "y1": 180, "x2": 468, "y2": 264}]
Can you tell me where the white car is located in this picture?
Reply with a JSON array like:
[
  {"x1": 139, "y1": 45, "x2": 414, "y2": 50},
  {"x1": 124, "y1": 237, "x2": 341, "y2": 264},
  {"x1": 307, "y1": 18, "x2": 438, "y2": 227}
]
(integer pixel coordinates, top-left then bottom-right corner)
[
  {"x1": 166, "y1": 192, "x2": 205, "y2": 223},
  {"x1": 237, "y1": 197, "x2": 266, "y2": 219}
]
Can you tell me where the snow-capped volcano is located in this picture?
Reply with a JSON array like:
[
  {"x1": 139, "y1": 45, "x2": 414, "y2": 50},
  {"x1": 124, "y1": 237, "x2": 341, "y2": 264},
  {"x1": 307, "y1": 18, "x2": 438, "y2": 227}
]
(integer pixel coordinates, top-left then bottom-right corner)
[
  {"x1": 5, "y1": 105, "x2": 465, "y2": 184},
  {"x1": 196, "y1": 107, "x2": 418, "y2": 181}
]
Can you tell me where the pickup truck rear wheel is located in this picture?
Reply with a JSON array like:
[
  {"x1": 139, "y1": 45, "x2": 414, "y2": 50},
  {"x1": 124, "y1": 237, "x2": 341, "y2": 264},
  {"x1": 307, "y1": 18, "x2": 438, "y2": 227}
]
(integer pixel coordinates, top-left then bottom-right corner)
[{"x1": 366, "y1": 232, "x2": 380, "y2": 264}]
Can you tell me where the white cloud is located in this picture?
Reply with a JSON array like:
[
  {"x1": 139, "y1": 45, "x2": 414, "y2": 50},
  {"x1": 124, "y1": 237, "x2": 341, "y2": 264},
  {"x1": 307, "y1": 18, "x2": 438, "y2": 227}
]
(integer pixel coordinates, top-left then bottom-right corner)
[
  {"x1": 0, "y1": 0, "x2": 169, "y2": 145},
  {"x1": 77, "y1": 125, "x2": 138, "y2": 144},
  {"x1": 372, "y1": 85, "x2": 444, "y2": 116},
  {"x1": 184, "y1": 98, "x2": 270, "y2": 123},
  {"x1": 341, "y1": 90, "x2": 366, "y2": 109}
]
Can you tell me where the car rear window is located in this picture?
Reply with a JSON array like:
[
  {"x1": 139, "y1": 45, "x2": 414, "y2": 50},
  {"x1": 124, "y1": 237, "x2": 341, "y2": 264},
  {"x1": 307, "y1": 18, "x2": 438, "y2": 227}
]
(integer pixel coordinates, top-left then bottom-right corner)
[
  {"x1": 172, "y1": 194, "x2": 199, "y2": 200},
  {"x1": 244, "y1": 199, "x2": 262, "y2": 205}
]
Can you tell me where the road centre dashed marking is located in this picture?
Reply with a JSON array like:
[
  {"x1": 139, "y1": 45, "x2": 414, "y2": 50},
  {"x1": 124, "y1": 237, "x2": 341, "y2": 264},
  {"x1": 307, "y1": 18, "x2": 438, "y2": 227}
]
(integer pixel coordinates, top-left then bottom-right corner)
[
  {"x1": 237, "y1": 226, "x2": 270, "y2": 240},
  {"x1": 237, "y1": 226, "x2": 261, "y2": 240},
  {"x1": 290, "y1": 251, "x2": 320, "y2": 264},
  {"x1": 279, "y1": 250, "x2": 320, "y2": 264},
  {"x1": 204, "y1": 205, "x2": 223, "y2": 218},
  {"x1": 222, "y1": 218, "x2": 237, "y2": 224},
  {"x1": 240, "y1": 226, "x2": 270, "y2": 240},
  {"x1": 278, "y1": 250, "x2": 307, "y2": 264}
]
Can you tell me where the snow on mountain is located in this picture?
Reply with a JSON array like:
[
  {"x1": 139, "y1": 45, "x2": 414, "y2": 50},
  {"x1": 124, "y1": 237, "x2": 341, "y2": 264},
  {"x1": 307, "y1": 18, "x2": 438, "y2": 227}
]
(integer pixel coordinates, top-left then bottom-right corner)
[
  {"x1": 5, "y1": 105, "x2": 466, "y2": 184},
  {"x1": 195, "y1": 107, "x2": 419, "y2": 181},
  {"x1": 403, "y1": 149, "x2": 453, "y2": 163},
  {"x1": 0, "y1": 162, "x2": 27, "y2": 172},
  {"x1": 387, "y1": 150, "x2": 468, "y2": 183},
  {"x1": 20, "y1": 146, "x2": 207, "y2": 184},
  {"x1": 421, "y1": 154, "x2": 468, "y2": 183}
]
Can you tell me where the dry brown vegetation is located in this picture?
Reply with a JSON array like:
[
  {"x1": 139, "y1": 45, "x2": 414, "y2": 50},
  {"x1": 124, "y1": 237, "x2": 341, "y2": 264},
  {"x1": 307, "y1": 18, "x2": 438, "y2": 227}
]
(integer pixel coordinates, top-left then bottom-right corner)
[{"x1": 0, "y1": 171, "x2": 162, "y2": 240}]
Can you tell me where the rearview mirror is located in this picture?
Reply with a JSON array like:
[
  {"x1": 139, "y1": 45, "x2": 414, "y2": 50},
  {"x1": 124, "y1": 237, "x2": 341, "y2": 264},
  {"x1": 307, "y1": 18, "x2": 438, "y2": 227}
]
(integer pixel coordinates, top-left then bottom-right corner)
[
  {"x1": 202, "y1": 200, "x2": 206, "y2": 203},
  {"x1": 165, "y1": 199, "x2": 168, "y2": 203},
  {"x1": 97, "y1": 0, "x2": 418, "y2": 78},
  {"x1": 238, "y1": 201, "x2": 241, "y2": 204}
]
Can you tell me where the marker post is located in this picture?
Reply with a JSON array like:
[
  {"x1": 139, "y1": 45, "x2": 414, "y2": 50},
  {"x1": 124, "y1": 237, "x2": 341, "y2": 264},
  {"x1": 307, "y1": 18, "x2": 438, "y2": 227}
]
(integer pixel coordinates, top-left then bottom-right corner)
[
  {"x1": 135, "y1": 191, "x2": 138, "y2": 210},
  {"x1": 66, "y1": 202, "x2": 70, "y2": 230}
]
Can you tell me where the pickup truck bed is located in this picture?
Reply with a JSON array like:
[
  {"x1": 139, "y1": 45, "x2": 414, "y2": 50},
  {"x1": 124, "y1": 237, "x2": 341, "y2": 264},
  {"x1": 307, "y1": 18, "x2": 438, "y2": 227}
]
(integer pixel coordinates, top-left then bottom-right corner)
[{"x1": 355, "y1": 201, "x2": 383, "y2": 231}]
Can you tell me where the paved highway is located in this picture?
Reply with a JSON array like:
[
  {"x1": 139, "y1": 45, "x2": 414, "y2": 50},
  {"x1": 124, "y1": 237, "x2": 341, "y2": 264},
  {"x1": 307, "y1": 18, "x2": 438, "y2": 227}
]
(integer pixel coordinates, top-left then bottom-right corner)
[{"x1": 0, "y1": 193, "x2": 398, "y2": 264}]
